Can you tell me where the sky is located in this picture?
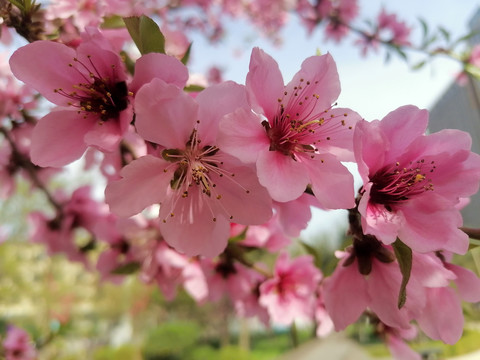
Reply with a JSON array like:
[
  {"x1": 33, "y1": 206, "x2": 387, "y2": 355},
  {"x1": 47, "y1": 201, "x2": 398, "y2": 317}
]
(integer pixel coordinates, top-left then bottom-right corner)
[{"x1": 187, "y1": 0, "x2": 480, "y2": 243}]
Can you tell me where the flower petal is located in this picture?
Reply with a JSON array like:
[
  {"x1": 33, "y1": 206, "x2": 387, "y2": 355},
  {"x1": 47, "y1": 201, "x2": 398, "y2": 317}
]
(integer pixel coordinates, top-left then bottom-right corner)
[
  {"x1": 285, "y1": 53, "x2": 340, "y2": 114},
  {"x1": 218, "y1": 107, "x2": 270, "y2": 164},
  {"x1": 10, "y1": 41, "x2": 81, "y2": 105},
  {"x1": 134, "y1": 78, "x2": 198, "y2": 148},
  {"x1": 256, "y1": 149, "x2": 309, "y2": 202},
  {"x1": 246, "y1": 47, "x2": 285, "y2": 120},
  {"x1": 159, "y1": 186, "x2": 230, "y2": 258},
  {"x1": 196, "y1": 81, "x2": 249, "y2": 144},
  {"x1": 323, "y1": 259, "x2": 369, "y2": 330},
  {"x1": 30, "y1": 110, "x2": 93, "y2": 167},
  {"x1": 302, "y1": 153, "x2": 355, "y2": 209},
  {"x1": 105, "y1": 155, "x2": 169, "y2": 217},
  {"x1": 129, "y1": 52, "x2": 188, "y2": 93},
  {"x1": 417, "y1": 287, "x2": 464, "y2": 344}
]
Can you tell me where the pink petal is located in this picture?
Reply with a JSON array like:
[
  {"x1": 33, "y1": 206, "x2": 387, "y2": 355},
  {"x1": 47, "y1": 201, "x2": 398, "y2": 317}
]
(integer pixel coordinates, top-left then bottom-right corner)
[
  {"x1": 386, "y1": 335, "x2": 421, "y2": 360},
  {"x1": 105, "y1": 155, "x2": 170, "y2": 217},
  {"x1": 76, "y1": 42, "x2": 127, "y2": 82},
  {"x1": 159, "y1": 186, "x2": 231, "y2": 258},
  {"x1": 256, "y1": 149, "x2": 309, "y2": 202},
  {"x1": 134, "y1": 78, "x2": 198, "y2": 148},
  {"x1": 285, "y1": 53, "x2": 340, "y2": 114},
  {"x1": 274, "y1": 193, "x2": 318, "y2": 237},
  {"x1": 412, "y1": 130, "x2": 480, "y2": 200},
  {"x1": 10, "y1": 41, "x2": 81, "y2": 105},
  {"x1": 196, "y1": 81, "x2": 249, "y2": 144},
  {"x1": 246, "y1": 47, "x2": 285, "y2": 120},
  {"x1": 368, "y1": 261, "x2": 412, "y2": 329},
  {"x1": 314, "y1": 108, "x2": 360, "y2": 162},
  {"x1": 129, "y1": 52, "x2": 188, "y2": 93},
  {"x1": 359, "y1": 183, "x2": 402, "y2": 245},
  {"x1": 210, "y1": 158, "x2": 272, "y2": 225},
  {"x1": 411, "y1": 253, "x2": 456, "y2": 288},
  {"x1": 379, "y1": 105, "x2": 429, "y2": 164},
  {"x1": 417, "y1": 287, "x2": 464, "y2": 344},
  {"x1": 447, "y1": 264, "x2": 480, "y2": 302},
  {"x1": 84, "y1": 107, "x2": 132, "y2": 151},
  {"x1": 218, "y1": 107, "x2": 270, "y2": 164},
  {"x1": 302, "y1": 153, "x2": 355, "y2": 209},
  {"x1": 354, "y1": 119, "x2": 388, "y2": 182},
  {"x1": 323, "y1": 259, "x2": 369, "y2": 330},
  {"x1": 30, "y1": 110, "x2": 93, "y2": 167},
  {"x1": 398, "y1": 195, "x2": 468, "y2": 254}
]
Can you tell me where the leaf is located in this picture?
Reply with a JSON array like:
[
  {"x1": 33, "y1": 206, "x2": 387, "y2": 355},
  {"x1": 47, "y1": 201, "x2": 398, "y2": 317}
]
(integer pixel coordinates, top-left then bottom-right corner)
[
  {"x1": 454, "y1": 30, "x2": 479, "y2": 46},
  {"x1": 411, "y1": 60, "x2": 426, "y2": 71},
  {"x1": 8, "y1": 0, "x2": 25, "y2": 11},
  {"x1": 111, "y1": 261, "x2": 141, "y2": 275},
  {"x1": 181, "y1": 43, "x2": 193, "y2": 65},
  {"x1": 465, "y1": 63, "x2": 480, "y2": 80},
  {"x1": 123, "y1": 15, "x2": 165, "y2": 55},
  {"x1": 418, "y1": 17, "x2": 429, "y2": 38},
  {"x1": 102, "y1": 15, "x2": 126, "y2": 29},
  {"x1": 438, "y1": 26, "x2": 451, "y2": 42},
  {"x1": 393, "y1": 45, "x2": 408, "y2": 62},
  {"x1": 469, "y1": 238, "x2": 480, "y2": 250},
  {"x1": 392, "y1": 238, "x2": 412, "y2": 309},
  {"x1": 299, "y1": 241, "x2": 322, "y2": 269},
  {"x1": 184, "y1": 84, "x2": 205, "y2": 93}
]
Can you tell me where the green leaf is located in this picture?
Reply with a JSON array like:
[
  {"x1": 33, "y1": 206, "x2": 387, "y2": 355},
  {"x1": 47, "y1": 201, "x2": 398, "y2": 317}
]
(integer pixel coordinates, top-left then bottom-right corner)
[
  {"x1": 123, "y1": 15, "x2": 165, "y2": 55},
  {"x1": 181, "y1": 43, "x2": 193, "y2": 65},
  {"x1": 102, "y1": 15, "x2": 126, "y2": 29},
  {"x1": 393, "y1": 45, "x2": 408, "y2": 61},
  {"x1": 184, "y1": 84, "x2": 205, "y2": 93},
  {"x1": 418, "y1": 17, "x2": 429, "y2": 38},
  {"x1": 454, "y1": 30, "x2": 479, "y2": 46},
  {"x1": 8, "y1": 0, "x2": 25, "y2": 11},
  {"x1": 411, "y1": 60, "x2": 426, "y2": 71},
  {"x1": 438, "y1": 26, "x2": 451, "y2": 42},
  {"x1": 465, "y1": 63, "x2": 480, "y2": 80},
  {"x1": 392, "y1": 238, "x2": 412, "y2": 309},
  {"x1": 299, "y1": 241, "x2": 322, "y2": 269},
  {"x1": 111, "y1": 262, "x2": 141, "y2": 275}
]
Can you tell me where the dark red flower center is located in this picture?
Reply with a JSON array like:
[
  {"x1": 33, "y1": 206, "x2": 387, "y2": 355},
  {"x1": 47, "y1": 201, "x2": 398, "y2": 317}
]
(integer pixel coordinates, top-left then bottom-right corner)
[
  {"x1": 368, "y1": 159, "x2": 435, "y2": 210},
  {"x1": 54, "y1": 56, "x2": 129, "y2": 121}
]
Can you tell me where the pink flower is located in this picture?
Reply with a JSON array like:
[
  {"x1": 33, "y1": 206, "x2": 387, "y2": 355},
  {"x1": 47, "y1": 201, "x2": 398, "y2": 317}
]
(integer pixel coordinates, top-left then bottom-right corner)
[
  {"x1": 3, "y1": 326, "x2": 36, "y2": 360},
  {"x1": 10, "y1": 35, "x2": 130, "y2": 167},
  {"x1": 377, "y1": 9, "x2": 411, "y2": 47},
  {"x1": 105, "y1": 79, "x2": 272, "y2": 257},
  {"x1": 218, "y1": 48, "x2": 359, "y2": 206},
  {"x1": 238, "y1": 214, "x2": 292, "y2": 252},
  {"x1": 10, "y1": 31, "x2": 188, "y2": 167},
  {"x1": 44, "y1": 0, "x2": 107, "y2": 29},
  {"x1": 29, "y1": 186, "x2": 109, "y2": 266},
  {"x1": 323, "y1": 253, "x2": 414, "y2": 330},
  {"x1": 259, "y1": 252, "x2": 321, "y2": 326},
  {"x1": 354, "y1": 105, "x2": 480, "y2": 254}
]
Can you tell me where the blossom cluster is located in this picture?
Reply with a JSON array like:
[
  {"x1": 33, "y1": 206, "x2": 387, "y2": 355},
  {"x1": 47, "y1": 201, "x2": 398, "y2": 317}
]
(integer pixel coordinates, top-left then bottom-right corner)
[{"x1": 1, "y1": 6, "x2": 480, "y2": 360}]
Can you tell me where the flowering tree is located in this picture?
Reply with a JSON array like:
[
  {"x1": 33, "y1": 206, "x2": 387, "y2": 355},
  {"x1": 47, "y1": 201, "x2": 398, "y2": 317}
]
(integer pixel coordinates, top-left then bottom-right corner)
[{"x1": 2, "y1": 0, "x2": 480, "y2": 359}]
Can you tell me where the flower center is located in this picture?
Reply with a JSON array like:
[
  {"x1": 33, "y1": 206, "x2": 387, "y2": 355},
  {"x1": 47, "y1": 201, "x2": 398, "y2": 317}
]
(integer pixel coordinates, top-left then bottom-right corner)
[
  {"x1": 54, "y1": 56, "x2": 129, "y2": 121},
  {"x1": 368, "y1": 159, "x2": 435, "y2": 210},
  {"x1": 263, "y1": 78, "x2": 351, "y2": 160},
  {"x1": 163, "y1": 130, "x2": 221, "y2": 197}
]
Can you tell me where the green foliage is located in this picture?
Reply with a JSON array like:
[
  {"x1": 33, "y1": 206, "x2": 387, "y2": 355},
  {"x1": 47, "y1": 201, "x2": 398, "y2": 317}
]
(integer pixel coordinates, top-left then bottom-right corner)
[
  {"x1": 123, "y1": 15, "x2": 166, "y2": 55},
  {"x1": 392, "y1": 238, "x2": 412, "y2": 309},
  {"x1": 93, "y1": 344, "x2": 142, "y2": 360},
  {"x1": 142, "y1": 322, "x2": 201, "y2": 360}
]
